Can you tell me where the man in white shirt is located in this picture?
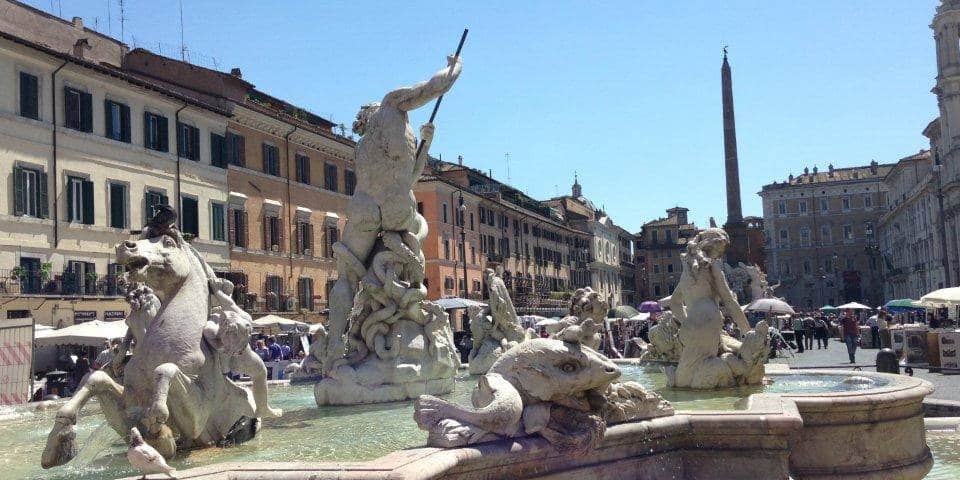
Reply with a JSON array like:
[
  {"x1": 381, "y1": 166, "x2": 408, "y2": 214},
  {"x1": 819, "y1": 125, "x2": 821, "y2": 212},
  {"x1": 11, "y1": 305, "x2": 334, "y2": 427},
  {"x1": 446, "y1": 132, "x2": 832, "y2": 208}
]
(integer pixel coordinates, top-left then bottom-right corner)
[{"x1": 866, "y1": 313, "x2": 879, "y2": 348}]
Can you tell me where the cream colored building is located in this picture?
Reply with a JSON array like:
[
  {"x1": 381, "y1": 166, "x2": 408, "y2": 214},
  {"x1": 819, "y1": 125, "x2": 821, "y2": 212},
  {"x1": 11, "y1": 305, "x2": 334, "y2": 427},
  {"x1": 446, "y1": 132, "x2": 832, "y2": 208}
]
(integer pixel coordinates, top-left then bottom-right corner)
[{"x1": 0, "y1": 10, "x2": 230, "y2": 324}]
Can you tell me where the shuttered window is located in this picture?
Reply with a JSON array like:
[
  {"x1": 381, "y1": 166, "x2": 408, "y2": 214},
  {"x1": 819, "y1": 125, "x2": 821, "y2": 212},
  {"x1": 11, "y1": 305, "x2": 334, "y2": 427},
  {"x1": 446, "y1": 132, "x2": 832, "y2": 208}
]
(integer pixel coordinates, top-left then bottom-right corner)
[
  {"x1": 104, "y1": 100, "x2": 131, "y2": 142},
  {"x1": 12, "y1": 166, "x2": 47, "y2": 218},
  {"x1": 19, "y1": 72, "x2": 39, "y2": 120},
  {"x1": 262, "y1": 143, "x2": 280, "y2": 176},
  {"x1": 64, "y1": 87, "x2": 92, "y2": 132},
  {"x1": 297, "y1": 277, "x2": 314, "y2": 312},
  {"x1": 265, "y1": 275, "x2": 283, "y2": 311},
  {"x1": 145, "y1": 190, "x2": 169, "y2": 222},
  {"x1": 324, "y1": 163, "x2": 338, "y2": 192},
  {"x1": 67, "y1": 176, "x2": 94, "y2": 225},
  {"x1": 344, "y1": 169, "x2": 356, "y2": 195},
  {"x1": 295, "y1": 221, "x2": 314, "y2": 255},
  {"x1": 226, "y1": 131, "x2": 245, "y2": 166},
  {"x1": 181, "y1": 196, "x2": 199, "y2": 236},
  {"x1": 324, "y1": 226, "x2": 339, "y2": 258},
  {"x1": 295, "y1": 153, "x2": 310, "y2": 184},
  {"x1": 109, "y1": 183, "x2": 127, "y2": 228},
  {"x1": 211, "y1": 133, "x2": 228, "y2": 168},
  {"x1": 228, "y1": 208, "x2": 248, "y2": 248},
  {"x1": 263, "y1": 215, "x2": 283, "y2": 251},
  {"x1": 144, "y1": 112, "x2": 169, "y2": 152},
  {"x1": 211, "y1": 202, "x2": 226, "y2": 241},
  {"x1": 177, "y1": 122, "x2": 201, "y2": 161}
]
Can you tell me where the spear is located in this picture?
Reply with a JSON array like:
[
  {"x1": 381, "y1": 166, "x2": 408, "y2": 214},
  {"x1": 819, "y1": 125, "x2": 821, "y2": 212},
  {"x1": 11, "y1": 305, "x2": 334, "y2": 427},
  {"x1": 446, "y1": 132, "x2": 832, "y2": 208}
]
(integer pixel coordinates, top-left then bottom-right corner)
[{"x1": 414, "y1": 28, "x2": 469, "y2": 162}]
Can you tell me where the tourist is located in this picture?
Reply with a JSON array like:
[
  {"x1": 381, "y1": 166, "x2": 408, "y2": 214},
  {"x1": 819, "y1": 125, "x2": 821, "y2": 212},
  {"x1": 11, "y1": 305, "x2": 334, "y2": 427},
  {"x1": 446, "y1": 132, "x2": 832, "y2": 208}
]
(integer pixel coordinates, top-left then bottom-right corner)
[
  {"x1": 73, "y1": 352, "x2": 91, "y2": 390},
  {"x1": 841, "y1": 309, "x2": 859, "y2": 363},
  {"x1": 266, "y1": 337, "x2": 283, "y2": 361},
  {"x1": 866, "y1": 313, "x2": 879, "y2": 348},
  {"x1": 792, "y1": 315, "x2": 805, "y2": 353},
  {"x1": 929, "y1": 312, "x2": 942, "y2": 329},
  {"x1": 255, "y1": 339, "x2": 269, "y2": 361},
  {"x1": 814, "y1": 316, "x2": 829, "y2": 349},
  {"x1": 280, "y1": 342, "x2": 292, "y2": 360},
  {"x1": 802, "y1": 315, "x2": 815, "y2": 351}
]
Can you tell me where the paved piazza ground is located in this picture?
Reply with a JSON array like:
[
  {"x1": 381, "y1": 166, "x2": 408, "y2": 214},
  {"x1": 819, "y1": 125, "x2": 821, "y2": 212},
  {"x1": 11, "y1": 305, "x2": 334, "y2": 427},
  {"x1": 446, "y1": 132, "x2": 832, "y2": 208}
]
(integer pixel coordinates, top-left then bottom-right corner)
[{"x1": 770, "y1": 340, "x2": 960, "y2": 402}]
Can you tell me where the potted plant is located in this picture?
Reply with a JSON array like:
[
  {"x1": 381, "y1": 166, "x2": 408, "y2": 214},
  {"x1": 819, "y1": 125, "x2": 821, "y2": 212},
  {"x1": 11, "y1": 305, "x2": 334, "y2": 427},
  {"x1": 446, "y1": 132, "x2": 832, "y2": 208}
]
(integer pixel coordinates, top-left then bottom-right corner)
[
  {"x1": 39, "y1": 262, "x2": 52, "y2": 282},
  {"x1": 10, "y1": 266, "x2": 25, "y2": 280}
]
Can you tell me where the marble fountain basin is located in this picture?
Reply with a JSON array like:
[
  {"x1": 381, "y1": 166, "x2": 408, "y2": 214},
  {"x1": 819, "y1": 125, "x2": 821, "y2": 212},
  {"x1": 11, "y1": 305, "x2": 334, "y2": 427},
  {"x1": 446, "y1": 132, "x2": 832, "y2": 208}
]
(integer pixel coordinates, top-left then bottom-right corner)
[{"x1": 2, "y1": 366, "x2": 938, "y2": 479}]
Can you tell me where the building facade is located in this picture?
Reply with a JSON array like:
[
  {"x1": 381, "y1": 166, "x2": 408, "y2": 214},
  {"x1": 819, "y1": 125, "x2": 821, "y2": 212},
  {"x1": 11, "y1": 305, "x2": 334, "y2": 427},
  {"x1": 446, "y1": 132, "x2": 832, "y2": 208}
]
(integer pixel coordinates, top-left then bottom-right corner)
[
  {"x1": 877, "y1": 150, "x2": 947, "y2": 300},
  {"x1": 760, "y1": 163, "x2": 891, "y2": 310},
  {"x1": 615, "y1": 225, "x2": 636, "y2": 306},
  {"x1": 634, "y1": 207, "x2": 699, "y2": 301},
  {"x1": 0, "y1": 5, "x2": 231, "y2": 324}
]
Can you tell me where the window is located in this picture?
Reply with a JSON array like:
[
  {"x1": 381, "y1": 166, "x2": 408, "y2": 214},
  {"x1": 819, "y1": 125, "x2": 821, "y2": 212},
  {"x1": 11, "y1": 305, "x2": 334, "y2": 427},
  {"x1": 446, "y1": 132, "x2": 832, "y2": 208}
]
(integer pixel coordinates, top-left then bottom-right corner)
[
  {"x1": 799, "y1": 227, "x2": 810, "y2": 247},
  {"x1": 803, "y1": 260, "x2": 812, "y2": 275},
  {"x1": 442, "y1": 203, "x2": 448, "y2": 223},
  {"x1": 819, "y1": 198, "x2": 828, "y2": 212},
  {"x1": 264, "y1": 215, "x2": 283, "y2": 251},
  {"x1": 109, "y1": 183, "x2": 127, "y2": 229},
  {"x1": 211, "y1": 133, "x2": 228, "y2": 168},
  {"x1": 296, "y1": 221, "x2": 314, "y2": 255},
  {"x1": 778, "y1": 201, "x2": 787, "y2": 215},
  {"x1": 798, "y1": 200, "x2": 807, "y2": 214},
  {"x1": 469, "y1": 212, "x2": 474, "y2": 230},
  {"x1": 842, "y1": 196, "x2": 851, "y2": 211},
  {"x1": 444, "y1": 239, "x2": 450, "y2": 260},
  {"x1": 181, "y1": 196, "x2": 199, "y2": 236},
  {"x1": 864, "y1": 194, "x2": 873, "y2": 208},
  {"x1": 143, "y1": 111, "x2": 169, "y2": 152},
  {"x1": 145, "y1": 190, "x2": 169, "y2": 220},
  {"x1": 298, "y1": 277, "x2": 314, "y2": 311},
  {"x1": 19, "y1": 72, "x2": 39, "y2": 120},
  {"x1": 345, "y1": 169, "x2": 356, "y2": 195},
  {"x1": 211, "y1": 202, "x2": 226, "y2": 241},
  {"x1": 261, "y1": 143, "x2": 280, "y2": 176},
  {"x1": 843, "y1": 224, "x2": 853, "y2": 242},
  {"x1": 226, "y1": 131, "x2": 245, "y2": 166},
  {"x1": 265, "y1": 275, "x2": 283, "y2": 311},
  {"x1": 229, "y1": 208, "x2": 248, "y2": 247},
  {"x1": 780, "y1": 261, "x2": 791, "y2": 275},
  {"x1": 652, "y1": 230, "x2": 659, "y2": 243},
  {"x1": 653, "y1": 264, "x2": 660, "y2": 273},
  {"x1": 64, "y1": 87, "x2": 92, "y2": 132},
  {"x1": 820, "y1": 225, "x2": 831, "y2": 245},
  {"x1": 778, "y1": 228, "x2": 788, "y2": 246},
  {"x1": 295, "y1": 153, "x2": 310, "y2": 184},
  {"x1": 12, "y1": 166, "x2": 47, "y2": 218},
  {"x1": 104, "y1": 100, "x2": 131, "y2": 142},
  {"x1": 846, "y1": 257, "x2": 855, "y2": 270},
  {"x1": 444, "y1": 276, "x2": 454, "y2": 290},
  {"x1": 667, "y1": 264, "x2": 674, "y2": 273},
  {"x1": 67, "y1": 175, "x2": 94, "y2": 224},
  {"x1": 324, "y1": 226, "x2": 339, "y2": 258},
  {"x1": 324, "y1": 163, "x2": 339, "y2": 191},
  {"x1": 177, "y1": 122, "x2": 200, "y2": 161}
]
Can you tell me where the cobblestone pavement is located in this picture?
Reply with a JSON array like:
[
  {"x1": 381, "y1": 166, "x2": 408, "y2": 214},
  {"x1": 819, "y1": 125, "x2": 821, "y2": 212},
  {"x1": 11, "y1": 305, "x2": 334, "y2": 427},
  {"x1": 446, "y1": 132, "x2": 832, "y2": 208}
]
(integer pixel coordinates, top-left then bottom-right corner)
[{"x1": 769, "y1": 339, "x2": 960, "y2": 402}]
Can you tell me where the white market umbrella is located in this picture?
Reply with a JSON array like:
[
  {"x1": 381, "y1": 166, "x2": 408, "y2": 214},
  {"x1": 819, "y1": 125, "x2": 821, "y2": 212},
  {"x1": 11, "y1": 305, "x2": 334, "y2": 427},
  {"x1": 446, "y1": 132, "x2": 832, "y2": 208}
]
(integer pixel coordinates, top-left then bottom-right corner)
[
  {"x1": 919, "y1": 287, "x2": 960, "y2": 306},
  {"x1": 252, "y1": 315, "x2": 308, "y2": 332},
  {"x1": 434, "y1": 297, "x2": 488, "y2": 310},
  {"x1": 628, "y1": 312, "x2": 651, "y2": 321},
  {"x1": 745, "y1": 298, "x2": 796, "y2": 315},
  {"x1": 533, "y1": 318, "x2": 559, "y2": 328},
  {"x1": 34, "y1": 320, "x2": 128, "y2": 347},
  {"x1": 835, "y1": 302, "x2": 872, "y2": 310}
]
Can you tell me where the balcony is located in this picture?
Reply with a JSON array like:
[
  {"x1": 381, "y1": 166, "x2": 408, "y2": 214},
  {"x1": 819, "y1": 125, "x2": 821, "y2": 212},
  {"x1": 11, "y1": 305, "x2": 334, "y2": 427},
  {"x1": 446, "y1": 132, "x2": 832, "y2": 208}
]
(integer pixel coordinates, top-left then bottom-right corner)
[{"x1": 0, "y1": 269, "x2": 124, "y2": 297}]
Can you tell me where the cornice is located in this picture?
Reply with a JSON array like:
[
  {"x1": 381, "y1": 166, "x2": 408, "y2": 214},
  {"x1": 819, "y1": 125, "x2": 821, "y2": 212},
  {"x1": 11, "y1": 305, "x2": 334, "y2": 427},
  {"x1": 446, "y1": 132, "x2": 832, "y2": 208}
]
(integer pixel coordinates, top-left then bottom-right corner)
[{"x1": 232, "y1": 106, "x2": 354, "y2": 162}]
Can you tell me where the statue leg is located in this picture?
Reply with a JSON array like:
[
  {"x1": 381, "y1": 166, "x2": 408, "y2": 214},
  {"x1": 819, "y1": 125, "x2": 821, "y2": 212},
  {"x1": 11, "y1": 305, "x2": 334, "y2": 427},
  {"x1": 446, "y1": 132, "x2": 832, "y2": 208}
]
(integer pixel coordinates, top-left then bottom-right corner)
[
  {"x1": 145, "y1": 363, "x2": 202, "y2": 439},
  {"x1": 229, "y1": 347, "x2": 282, "y2": 418},
  {"x1": 41, "y1": 371, "x2": 127, "y2": 468}
]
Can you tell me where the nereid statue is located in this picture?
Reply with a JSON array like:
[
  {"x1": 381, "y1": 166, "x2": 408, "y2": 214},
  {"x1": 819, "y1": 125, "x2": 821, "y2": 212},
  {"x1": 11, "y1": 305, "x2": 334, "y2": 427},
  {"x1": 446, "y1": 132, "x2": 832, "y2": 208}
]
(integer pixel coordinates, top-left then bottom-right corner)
[
  {"x1": 414, "y1": 329, "x2": 674, "y2": 454},
  {"x1": 666, "y1": 228, "x2": 769, "y2": 389},
  {"x1": 467, "y1": 269, "x2": 528, "y2": 374},
  {"x1": 42, "y1": 207, "x2": 280, "y2": 468},
  {"x1": 315, "y1": 54, "x2": 463, "y2": 405}
]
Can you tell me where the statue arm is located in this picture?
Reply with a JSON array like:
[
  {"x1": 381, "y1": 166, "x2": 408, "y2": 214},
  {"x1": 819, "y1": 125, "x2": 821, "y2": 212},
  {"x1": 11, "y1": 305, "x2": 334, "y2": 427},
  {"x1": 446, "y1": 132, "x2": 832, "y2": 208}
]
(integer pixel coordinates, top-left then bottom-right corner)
[
  {"x1": 383, "y1": 55, "x2": 462, "y2": 112},
  {"x1": 669, "y1": 277, "x2": 686, "y2": 324},
  {"x1": 713, "y1": 261, "x2": 751, "y2": 332}
]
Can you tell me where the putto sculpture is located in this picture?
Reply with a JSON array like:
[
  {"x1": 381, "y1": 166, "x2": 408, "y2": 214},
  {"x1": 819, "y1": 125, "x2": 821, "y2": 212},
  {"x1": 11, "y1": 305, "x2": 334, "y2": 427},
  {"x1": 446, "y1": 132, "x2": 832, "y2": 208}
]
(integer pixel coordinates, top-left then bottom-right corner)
[
  {"x1": 41, "y1": 206, "x2": 280, "y2": 469},
  {"x1": 414, "y1": 323, "x2": 674, "y2": 454},
  {"x1": 667, "y1": 228, "x2": 769, "y2": 389},
  {"x1": 467, "y1": 269, "x2": 528, "y2": 374},
  {"x1": 315, "y1": 52, "x2": 463, "y2": 405}
]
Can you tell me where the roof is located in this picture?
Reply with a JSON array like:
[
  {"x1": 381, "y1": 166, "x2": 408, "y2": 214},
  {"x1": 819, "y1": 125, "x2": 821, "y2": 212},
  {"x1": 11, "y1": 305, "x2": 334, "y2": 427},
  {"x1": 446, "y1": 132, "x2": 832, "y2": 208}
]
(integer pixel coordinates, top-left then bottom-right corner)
[
  {"x1": 761, "y1": 161, "x2": 895, "y2": 191},
  {"x1": 884, "y1": 150, "x2": 933, "y2": 181}
]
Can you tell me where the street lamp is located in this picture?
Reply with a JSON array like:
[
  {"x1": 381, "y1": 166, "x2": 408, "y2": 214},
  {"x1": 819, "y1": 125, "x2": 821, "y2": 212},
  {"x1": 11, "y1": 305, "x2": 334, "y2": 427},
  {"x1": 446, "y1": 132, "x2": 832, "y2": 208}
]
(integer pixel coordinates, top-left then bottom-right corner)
[{"x1": 458, "y1": 191, "x2": 468, "y2": 299}]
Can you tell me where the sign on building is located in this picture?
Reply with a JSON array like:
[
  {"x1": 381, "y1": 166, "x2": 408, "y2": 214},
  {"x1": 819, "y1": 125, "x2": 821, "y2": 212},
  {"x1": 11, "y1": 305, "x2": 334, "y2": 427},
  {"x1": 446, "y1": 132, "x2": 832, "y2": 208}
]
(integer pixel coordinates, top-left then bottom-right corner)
[
  {"x1": 74, "y1": 311, "x2": 97, "y2": 323},
  {"x1": 104, "y1": 310, "x2": 126, "y2": 320},
  {"x1": 0, "y1": 318, "x2": 34, "y2": 405}
]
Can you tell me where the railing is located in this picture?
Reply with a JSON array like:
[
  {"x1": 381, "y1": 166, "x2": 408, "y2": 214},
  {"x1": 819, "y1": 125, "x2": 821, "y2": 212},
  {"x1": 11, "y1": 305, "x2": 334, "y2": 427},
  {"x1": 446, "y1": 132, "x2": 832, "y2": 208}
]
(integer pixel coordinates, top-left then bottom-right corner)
[{"x1": 0, "y1": 269, "x2": 124, "y2": 297}]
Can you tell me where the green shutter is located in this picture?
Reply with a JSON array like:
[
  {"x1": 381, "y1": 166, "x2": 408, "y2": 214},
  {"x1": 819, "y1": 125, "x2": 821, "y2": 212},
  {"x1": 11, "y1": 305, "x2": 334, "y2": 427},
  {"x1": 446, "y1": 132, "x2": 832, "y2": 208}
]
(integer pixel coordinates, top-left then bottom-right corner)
[
  {"x1": 20, "y1": 72, "x2": 38, "y2": 119},
  {"x1": 158, "y1": 116, "x2": 169, "y2": 152},
  {"x1": 110, "y1": 184, "x2": 125, "y2": 228},
  {"x1": 66, "y1": 178, "x2": 75, "y2": 222},
  {"x1": 37, "y1": 170, "x2": 48, "y2": 218},
  {"x1": 81, "y1": 179, "x2": 94, "y2": 225},
  {"x1": 120, "y1": 104, "x2": 131, "y2": 142},
  {"x1": 143, "y1": 112, "x2": 151, "y2": 148},
  {"x1": 262, "y1": 143, "x2": 270, "y2": 174},
  {"x1": 12, "y1": 166, "x2": 24, "y2": 216},
  {"x1": 191, "y1": 127, "x2": 200, "y2": 161},
  {"x1": 104, "y1": 100, "x2": 113, "y2": 138},
  {"x1": 80, "y1": 91, "x2": 93, "y2": 132}
]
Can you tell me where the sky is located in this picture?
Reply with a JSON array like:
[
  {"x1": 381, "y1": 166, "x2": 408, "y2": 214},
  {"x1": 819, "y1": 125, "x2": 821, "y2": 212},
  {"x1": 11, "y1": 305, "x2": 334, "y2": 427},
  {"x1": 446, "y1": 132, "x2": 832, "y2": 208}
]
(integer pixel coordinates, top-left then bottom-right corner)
[{"x1": 26, "y1": 0, "x2": 942, "y2": 232}]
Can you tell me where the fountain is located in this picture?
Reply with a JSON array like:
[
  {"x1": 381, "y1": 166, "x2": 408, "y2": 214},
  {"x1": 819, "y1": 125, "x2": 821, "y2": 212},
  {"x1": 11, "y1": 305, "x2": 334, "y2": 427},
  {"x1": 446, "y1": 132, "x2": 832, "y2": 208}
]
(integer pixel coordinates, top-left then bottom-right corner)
[{"x1": 466, "y1": 269, "x2": 528, "y2": 375}]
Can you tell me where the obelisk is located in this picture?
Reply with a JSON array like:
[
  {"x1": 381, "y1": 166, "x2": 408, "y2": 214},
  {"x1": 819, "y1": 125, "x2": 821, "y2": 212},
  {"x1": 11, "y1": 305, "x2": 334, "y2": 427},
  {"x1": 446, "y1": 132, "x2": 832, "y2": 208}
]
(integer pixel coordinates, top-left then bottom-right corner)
[{"x1": 721, "y1": 48, "x2": 748, "y2": 265}]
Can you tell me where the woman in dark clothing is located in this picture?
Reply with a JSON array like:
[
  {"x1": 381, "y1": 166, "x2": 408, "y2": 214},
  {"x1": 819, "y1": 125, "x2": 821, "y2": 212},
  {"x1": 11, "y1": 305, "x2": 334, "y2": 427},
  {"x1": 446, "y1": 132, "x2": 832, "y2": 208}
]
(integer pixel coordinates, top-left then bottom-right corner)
[{"x1": 814, "y1": 316, "x2": 829, "y2": 349}]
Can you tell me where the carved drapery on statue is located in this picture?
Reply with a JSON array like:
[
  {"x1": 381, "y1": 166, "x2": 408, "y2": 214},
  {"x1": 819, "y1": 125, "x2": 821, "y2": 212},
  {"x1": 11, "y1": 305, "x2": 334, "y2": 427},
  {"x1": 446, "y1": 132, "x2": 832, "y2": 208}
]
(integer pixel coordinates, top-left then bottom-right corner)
[
  {"x1": 41, "y1": 206, "x2": 280, "y2": 469},
  {"x1": 314, "y1": 54, "x2": 463, "y2": 405}
]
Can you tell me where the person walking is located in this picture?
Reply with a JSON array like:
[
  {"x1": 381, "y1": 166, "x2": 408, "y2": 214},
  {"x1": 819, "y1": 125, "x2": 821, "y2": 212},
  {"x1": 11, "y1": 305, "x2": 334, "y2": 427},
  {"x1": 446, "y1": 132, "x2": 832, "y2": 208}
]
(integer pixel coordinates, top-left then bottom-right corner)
[
  {"x1": 866, "y1": 313, "x2": 879, "y2": 349},
  {"x1": 792, "y1": 315, "x2": 805, "y2": 353},
  {"x1": 802, "y1": 315, "x2": 816, "y2": 351},
  {"x1": 814, "y1": 316, "x2": 829, "y2": 349},
  {"x1": 841, "y1": 309, "x2": 859, "y2": 363}
]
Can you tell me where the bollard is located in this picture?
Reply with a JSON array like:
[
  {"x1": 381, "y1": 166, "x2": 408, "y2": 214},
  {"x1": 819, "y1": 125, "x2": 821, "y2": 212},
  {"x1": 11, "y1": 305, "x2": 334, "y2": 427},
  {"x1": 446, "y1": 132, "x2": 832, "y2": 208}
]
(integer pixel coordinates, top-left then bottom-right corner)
[{"x1": 876, "y1": 348, "x2": 900, "y2": 374}]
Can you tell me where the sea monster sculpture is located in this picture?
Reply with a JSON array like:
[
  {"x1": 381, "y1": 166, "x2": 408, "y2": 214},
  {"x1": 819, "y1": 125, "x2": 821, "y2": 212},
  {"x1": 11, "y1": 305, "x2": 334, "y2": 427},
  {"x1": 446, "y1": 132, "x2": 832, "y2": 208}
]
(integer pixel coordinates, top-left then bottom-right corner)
[
  {"x1": 467, "y1": 269, "x2": 528, "y2": 374},
  {"x1": 667, "y1": 228, "x2": 770, "y2": 389},
  {"x1": 314, "y1": 52, "x2": 463, "y2": 405},
  {"x1": 414, "y1": 325, "x2": 674, "y2": 454},
  {"x1": 41, "y1": 207, "x2": 280, "y2": 468}
]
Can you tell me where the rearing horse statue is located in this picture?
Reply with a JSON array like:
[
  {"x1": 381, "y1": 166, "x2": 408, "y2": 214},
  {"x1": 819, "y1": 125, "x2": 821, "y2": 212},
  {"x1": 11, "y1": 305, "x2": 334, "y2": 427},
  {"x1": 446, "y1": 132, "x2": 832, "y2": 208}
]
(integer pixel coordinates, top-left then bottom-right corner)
[{"x1": 42, "y1": 207, "x2": 280, "y2": 468}]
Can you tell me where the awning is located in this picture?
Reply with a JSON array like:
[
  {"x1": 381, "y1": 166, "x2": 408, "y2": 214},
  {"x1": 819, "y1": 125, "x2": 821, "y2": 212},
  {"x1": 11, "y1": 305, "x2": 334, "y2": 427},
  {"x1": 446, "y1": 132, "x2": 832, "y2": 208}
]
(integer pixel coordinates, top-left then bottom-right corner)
[
  {"x1": 433, "y1": 297, "x2": 487, "y2": 310},
  {"x1": 252, "y1": 315, "x2": 309, "y2": 332},
  {"x1": 836, "y1": 302, "x2": 872, "y2": 310},
  {"x1": 34, "y1": 320, "x2": 128, "y2": 347}
]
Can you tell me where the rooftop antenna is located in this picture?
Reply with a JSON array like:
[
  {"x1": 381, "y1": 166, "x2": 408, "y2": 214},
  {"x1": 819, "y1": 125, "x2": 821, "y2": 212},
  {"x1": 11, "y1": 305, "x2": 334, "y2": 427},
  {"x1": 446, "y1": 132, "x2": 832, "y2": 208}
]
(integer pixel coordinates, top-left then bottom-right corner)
[
  {"x1": 505, "y1": 153, "x2": 511, "y2": 184},
  {"x1": 119, "y1": 0, "x2": 126, "y2": 44},
  {"x1": 178, "y1": 0, "x2": 187, "y2": 61},
  {"x1": 106, "y1": 0, "x2": 112, "y2": 36}
]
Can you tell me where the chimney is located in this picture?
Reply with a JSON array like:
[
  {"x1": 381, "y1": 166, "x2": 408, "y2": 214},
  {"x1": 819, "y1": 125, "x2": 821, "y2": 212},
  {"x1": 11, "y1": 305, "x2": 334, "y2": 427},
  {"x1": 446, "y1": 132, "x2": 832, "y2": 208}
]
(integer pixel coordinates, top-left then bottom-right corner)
[
  {"x1": 458, "y1": 155, "x2": 463, "y2": 166},
  {"x1": 870, "y1": 160, "x2": 878, "y2": 175},
  {"x1": 72, "y1": 38, "x2": 91, "y2": 59},
  {"x1": 828, "y1": 164, "x2": 835, "y2": 177},
  {"x1": 72, "y1": 17, "x2": 84, "y2": 30},
  {"x1": 230, "y1": 68, "x2": 243, "y2": 78}
]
